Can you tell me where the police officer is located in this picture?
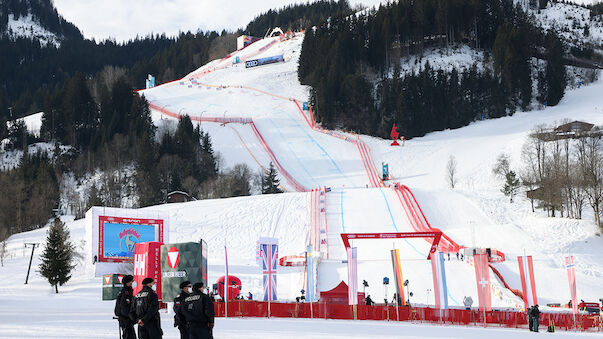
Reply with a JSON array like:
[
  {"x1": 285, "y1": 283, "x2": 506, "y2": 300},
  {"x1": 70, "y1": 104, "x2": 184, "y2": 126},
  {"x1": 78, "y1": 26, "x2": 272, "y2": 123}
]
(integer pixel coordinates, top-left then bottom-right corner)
[
  {"x1": 182, "y1": 282, "x2": 215, "y2": 339},
  {"x1": 173, "y1": 280, "x2": 191, "y2": 339},
  {"x1": 114, "y1": 275, "x2": 135, "y2": 339},
  {"x1": 129, "y1": 277, "x2": 162, "y2": 339}
]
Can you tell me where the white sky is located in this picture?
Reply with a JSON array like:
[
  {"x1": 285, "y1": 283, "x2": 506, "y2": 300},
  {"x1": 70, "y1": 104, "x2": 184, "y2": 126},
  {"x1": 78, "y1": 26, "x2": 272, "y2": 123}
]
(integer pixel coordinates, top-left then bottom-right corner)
[{"x1": 52, "y1": 0, "x2": 384, "y2": 42}]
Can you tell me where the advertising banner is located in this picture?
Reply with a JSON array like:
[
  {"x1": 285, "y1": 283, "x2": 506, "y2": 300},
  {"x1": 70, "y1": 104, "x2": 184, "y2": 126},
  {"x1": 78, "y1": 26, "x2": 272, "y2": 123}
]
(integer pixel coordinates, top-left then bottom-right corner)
[
  {"x1": 245, "y1": 55, "x2": 284, "y2": 68},
  {"x1": 390, "y1": 248, "x2": 405, "y2": 306},
  {"x1": 160, "y1": 241, "x2": 208, "y2": 301},
  {"x1": 517, "y1": 255, "x2": 538, "y2": 309},
  {"x1": 102, "y1": 274, "x2": 125, "y2": 300},
  {"x1": 430, "y1": 251, "x2": 448, "y2": 309},
  {"x1": 133, "y1": 242, "x2": 162, "y2": 300},
  {"x1": 347, "y1": 247, "x2": 358, "y2": 305},
  {"x1": 565, "y1": 256, "x2": 578, "y2": 315},
  {"x1": 98, "y1": 216, "x2": 164, "y2": 263}
]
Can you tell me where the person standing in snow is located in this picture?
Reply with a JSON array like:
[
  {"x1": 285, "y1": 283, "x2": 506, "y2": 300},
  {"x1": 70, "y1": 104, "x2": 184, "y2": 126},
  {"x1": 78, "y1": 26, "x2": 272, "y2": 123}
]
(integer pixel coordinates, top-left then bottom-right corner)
[
  {"x1": 114, "y1": 275, "x2": 135, "y2": 339},
  {"x1": 130, "y1": 278, "x2": 162, "y2": 339},
  {"x1": 530, "y1": 304, "x2": 541, "y2": 332},
  {"x1": 174, "y1": 281, "x2": 191, "y2": 339},
  {"x1": 365, "y1": 295, "x2": 374, "y2": 306},
  {"x1": 182, "y1": 282, "x2": 215, "y2": 339},
  {"x1": 527, "y1": 306, "x2": 533, "y2": 331}
]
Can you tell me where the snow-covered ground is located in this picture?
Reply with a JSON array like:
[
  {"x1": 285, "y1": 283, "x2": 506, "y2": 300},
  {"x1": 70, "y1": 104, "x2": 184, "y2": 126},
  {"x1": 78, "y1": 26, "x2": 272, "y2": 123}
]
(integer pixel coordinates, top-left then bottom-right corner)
[{"x1": 2, "y1": 20, "x2": 603, "y2": 338}]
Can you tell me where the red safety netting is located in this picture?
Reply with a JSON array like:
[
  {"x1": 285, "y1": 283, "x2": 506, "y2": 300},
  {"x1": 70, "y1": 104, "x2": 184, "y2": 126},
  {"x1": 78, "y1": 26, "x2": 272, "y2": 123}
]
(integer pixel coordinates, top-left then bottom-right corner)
[{"x1": 212, "y1": 300, "x2": 601, "y2": 332}]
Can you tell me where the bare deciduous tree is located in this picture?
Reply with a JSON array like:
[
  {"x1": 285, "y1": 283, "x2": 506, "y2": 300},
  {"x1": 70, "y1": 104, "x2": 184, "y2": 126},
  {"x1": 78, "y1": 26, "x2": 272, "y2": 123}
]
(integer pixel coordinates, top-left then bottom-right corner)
[
  {"x1": 576, "y1": 135, "x2": 603, "y2": 228},
  {"x1": 0, "y1": 239, "x2": 7, "y2": 267},
  {"x1": 446, "y1": 155, "x2": 457, "y2": 189},
  {"x1": 492, "y1": 153, "x2": 511, "y2": 179}
]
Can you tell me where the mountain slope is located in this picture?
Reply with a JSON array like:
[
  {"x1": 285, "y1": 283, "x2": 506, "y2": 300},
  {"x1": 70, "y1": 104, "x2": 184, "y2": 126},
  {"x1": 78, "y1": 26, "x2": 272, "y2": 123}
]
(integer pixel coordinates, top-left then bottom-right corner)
[{"x1": 0, "y1": 0, "x2": 82, "y2": 45}]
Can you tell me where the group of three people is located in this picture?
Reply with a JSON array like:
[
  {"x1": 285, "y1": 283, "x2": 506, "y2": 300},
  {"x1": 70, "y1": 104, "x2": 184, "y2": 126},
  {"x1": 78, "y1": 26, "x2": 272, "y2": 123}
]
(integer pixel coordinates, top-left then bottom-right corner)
[{"x1": 114, "y1": 275, "x2": 215, "y2": 339}]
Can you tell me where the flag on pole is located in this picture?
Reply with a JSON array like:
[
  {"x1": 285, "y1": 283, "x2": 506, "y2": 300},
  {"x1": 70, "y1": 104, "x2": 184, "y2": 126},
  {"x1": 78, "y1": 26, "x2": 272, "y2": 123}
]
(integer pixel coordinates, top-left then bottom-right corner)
[
  {"x1": 430, "y1": 251, "x2": 448, "y2": 309},
  {"x1": 347, "y1": 247, "x2": 358, "y2": 305},
  {"x1": 306, "y1": 245, "x2": 316, "y2": 302},
  {"x1": 565, "y1": 256, "x2": 578, "y2": 315},
  {"x1": 517, "y1": 255, "x2": 538, "y2": 309},
  {"x1": 224, "y1": 244, "x2": 229, "y2": 317},
  {"x1": 390, "y1": 249, "x2": 405, "y2": 306},
  {"x1": 473, "y1": 252, "x2": 492, "y2": 312},
  {"x1": 259, "y1": 238, "x2": 278, "y2": 301}
]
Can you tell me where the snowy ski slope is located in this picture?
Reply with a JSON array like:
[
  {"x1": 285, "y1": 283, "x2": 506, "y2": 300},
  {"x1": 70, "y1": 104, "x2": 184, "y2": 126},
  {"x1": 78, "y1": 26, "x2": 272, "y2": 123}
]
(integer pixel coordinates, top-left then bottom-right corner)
[{"x1": 1, "y1": 29, "x2": 603, "y2": 338}]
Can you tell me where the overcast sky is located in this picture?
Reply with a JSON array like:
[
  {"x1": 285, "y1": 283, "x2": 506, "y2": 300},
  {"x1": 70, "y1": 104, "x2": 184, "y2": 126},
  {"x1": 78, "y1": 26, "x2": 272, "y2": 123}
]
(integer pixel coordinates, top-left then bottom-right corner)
[{"x1": 52, "y1": 0, "x2": 384, "y2": 42}]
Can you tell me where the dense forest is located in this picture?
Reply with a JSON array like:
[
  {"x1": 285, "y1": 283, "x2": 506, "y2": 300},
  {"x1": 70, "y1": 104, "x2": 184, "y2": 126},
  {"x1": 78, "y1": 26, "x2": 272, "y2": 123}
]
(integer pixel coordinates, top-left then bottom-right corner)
[
  {"x1": 244, "y1": 0, "x2": 353, "y2": 36},
  {"x1": 298, "y1": 0, "x2": 574, "y2": 139}
]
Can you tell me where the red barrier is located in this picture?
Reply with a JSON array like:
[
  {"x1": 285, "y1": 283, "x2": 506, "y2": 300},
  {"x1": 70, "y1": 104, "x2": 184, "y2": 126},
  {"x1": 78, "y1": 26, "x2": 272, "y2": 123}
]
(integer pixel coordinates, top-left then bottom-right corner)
[{"x1": 211, "y1": 300, "x2": 601, "y2": 331}]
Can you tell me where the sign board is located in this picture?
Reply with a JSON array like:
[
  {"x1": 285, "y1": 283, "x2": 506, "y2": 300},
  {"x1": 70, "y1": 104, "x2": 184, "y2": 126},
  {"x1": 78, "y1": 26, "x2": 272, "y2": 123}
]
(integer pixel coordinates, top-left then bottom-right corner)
[
  {"x1": 85, "y1": 207, "x2": 168, "y2": 277},
  {"x1": 102, "y1": 273, "x2": 125, "y2": 300},
  {"x1": 133, "y1": 242, "x2": 162, "y2": 300},
  {"x1": 245, "y1": 55, "x2": 284, "y2": 68},
  {"x1": 160, "y1": 241, "x2": 208, "y2": 301}
]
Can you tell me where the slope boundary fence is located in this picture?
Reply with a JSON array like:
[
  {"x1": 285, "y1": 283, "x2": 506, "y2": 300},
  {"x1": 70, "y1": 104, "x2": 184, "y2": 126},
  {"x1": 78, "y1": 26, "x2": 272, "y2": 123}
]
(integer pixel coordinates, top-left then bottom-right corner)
[{"x1": 213, "y1": 300, "x2": 602, "y2": 332}]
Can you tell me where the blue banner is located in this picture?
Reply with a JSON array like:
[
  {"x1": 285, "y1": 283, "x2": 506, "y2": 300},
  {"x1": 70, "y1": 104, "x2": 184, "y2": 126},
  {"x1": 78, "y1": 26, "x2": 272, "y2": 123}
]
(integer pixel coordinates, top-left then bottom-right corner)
[{"x1": 245, "y1": 55, "x2": 284, "y2": 68}]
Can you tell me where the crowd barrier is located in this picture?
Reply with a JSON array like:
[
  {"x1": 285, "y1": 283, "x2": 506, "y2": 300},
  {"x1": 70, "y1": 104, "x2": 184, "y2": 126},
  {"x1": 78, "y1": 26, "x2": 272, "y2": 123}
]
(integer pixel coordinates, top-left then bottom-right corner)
[{"x1": 213, "y1": 300, "x2": 601, "y2": 332}]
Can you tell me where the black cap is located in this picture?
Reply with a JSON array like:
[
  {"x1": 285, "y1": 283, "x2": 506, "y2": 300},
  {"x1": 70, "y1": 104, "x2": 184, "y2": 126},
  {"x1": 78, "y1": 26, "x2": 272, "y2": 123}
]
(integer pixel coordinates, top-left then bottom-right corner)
[
  {"x1": 192, "y1": 282, "x2": 204, "y2": 291},
  {"x1": 122, "y1": 275, "x2": 134, "y2": 284},
  {"x1": 180, "y1": 281, "x2": 191, "y2": 289},
  {"x1": 142, "y1": 277, "x2": 154, "y2": 285}
]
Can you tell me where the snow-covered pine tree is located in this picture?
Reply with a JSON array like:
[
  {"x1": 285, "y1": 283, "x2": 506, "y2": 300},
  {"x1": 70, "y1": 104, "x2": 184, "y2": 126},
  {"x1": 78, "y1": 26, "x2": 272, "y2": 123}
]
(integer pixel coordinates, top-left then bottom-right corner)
[
  {"x1": 502, "y1": 171, "x2": 521, "y2": 203},
  {"x1": 39, "y1": 218, "x2": 75, "y2": 293},
  {"x1": 262, "y1": 162, "x2": 283, "y2": 194}
]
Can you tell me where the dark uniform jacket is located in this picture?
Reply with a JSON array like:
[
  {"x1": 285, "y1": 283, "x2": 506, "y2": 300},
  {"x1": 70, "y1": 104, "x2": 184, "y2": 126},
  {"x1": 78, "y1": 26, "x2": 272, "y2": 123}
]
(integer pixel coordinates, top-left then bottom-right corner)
[
  {"x1": 181, "y1": 291, "x2": 215, "y2": 328},
  {"x1": 115, "y1": 286, "x2": 134, "y2": 323},
  {"x1": 130, "y1": 285, "x2": 161, "y2": 326},
  {"x1": 173, "y1": 291, "x2": 190, "y2": 328}
]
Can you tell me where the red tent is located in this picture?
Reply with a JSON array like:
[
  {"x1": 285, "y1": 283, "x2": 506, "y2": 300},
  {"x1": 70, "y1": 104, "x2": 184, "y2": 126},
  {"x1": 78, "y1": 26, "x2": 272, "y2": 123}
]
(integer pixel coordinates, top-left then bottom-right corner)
[{"x1": 320, "y1": 281, "x2": 365, "y2": 304}]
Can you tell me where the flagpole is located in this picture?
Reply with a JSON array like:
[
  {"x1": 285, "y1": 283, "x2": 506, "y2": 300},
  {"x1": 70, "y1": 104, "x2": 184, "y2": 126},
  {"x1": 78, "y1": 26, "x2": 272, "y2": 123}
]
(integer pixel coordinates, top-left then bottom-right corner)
[
  {"x1": 225, "y1": 243, "x2": 228, "y2": 318},
  {"x1": 268, "y1": 244, "x2": 271, "y2": 319}
]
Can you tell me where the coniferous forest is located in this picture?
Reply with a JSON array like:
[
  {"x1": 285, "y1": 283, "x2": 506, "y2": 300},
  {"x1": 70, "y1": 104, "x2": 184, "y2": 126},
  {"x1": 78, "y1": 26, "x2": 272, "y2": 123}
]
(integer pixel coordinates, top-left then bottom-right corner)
[{"x1": 298, "y1": 0, "x2": 574, "y2": 139}]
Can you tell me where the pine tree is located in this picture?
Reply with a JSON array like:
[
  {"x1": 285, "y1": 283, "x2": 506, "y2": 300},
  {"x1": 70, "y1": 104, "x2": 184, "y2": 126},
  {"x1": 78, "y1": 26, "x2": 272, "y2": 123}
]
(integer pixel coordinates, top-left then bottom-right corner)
[
  {"x1": 501, "y1": 170, "x2": 520, "y2": 203},
  {"x1": 544, "y1": 31, "x2": 567, "y2": 106},
  {"x1": 39, "y1": 218, "x2": 76, "y2": 293},
  {"x1": 261, "y1": 162, "x2": 283, "y2": 194}
]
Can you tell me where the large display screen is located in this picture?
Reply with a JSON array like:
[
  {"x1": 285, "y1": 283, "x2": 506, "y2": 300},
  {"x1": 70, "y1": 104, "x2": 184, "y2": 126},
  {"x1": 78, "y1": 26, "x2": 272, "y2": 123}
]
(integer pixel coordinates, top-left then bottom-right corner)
[{"x1": 98, "y1": 216, "x2": 164, "y2": 263}]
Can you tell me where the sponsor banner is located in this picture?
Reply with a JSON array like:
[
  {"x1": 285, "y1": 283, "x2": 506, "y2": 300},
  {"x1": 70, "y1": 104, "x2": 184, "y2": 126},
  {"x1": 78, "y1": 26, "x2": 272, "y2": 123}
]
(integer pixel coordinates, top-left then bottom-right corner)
[
  {"x1": 259, "y1": 238, "x2": 278, "y2": 301},
  {"x1": 390, "y1": 249, "x2": 405, "y2": 306},
  {"x1": 133, "y1": 242, "x2": 162, "y2": 300},
  {"x1": 517, "y1": 255, "x2": 538, "y2": 309},
  {"x1": 474, "y1": 252, "x2": 492, "y2": 312},
  {"x1": 347, "y1": 247, "x2": 358, "y2": 305},
  {"x1": 565, "y1": 256, "x2": 578, "y2": 315},
  {"x1": 102, "y1": 274, "x2": 125, "y2": 300},
  {"x1": 98, "y1": 215, "x2": 164, "y2": 263},
  {"x1": 161, "y1": 241, "x2": 208, "y2": 301},
  {"x1": 245, "y1": 55, "x2": 284, "y2": 68},
  {"x1": 431, "y1": 251, "x2": 448, "y2": 309}
]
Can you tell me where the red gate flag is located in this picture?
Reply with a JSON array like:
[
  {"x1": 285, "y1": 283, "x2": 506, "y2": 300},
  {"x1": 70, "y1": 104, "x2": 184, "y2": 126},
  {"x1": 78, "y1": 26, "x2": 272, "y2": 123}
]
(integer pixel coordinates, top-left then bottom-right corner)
[
  {"x1": 133, "y1": 241, "x2": 162, "y2": 300},
  {"x1": 347, "y1": 247, "x2": 358, "y2": 305},
  {"x1": 565, "y1": 256, "x2": 578, "y2": 315},
  {"x1": 517, "y1": 255, "x2": 538, "y2": 309},
  {"x1": 390, "y1": 249, "x2": 405, "y2": 306},
  {"x1": 473, "y1": 252, "x2": 492, "y2": 312}
]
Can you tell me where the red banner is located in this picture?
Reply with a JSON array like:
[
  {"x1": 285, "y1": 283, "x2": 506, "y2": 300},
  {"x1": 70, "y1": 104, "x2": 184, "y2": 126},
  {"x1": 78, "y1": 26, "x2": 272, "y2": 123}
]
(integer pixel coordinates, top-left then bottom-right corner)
[
  {"x1": 517, "y1": 255, "x2": 538, "y2": 309},
  {"x1": 565, "y1": 256, "x2": 578, "y2": 315},
  {"x1": 133, "y1": 242, "x2": 162, "y2": 301}
]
